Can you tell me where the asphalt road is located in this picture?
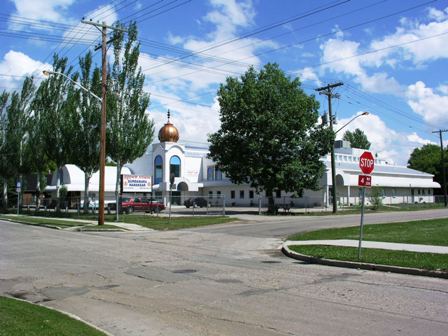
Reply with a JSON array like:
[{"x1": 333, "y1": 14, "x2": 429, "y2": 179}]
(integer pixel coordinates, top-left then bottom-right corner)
[
  {"x1": 1, "y1": 211, "x2": 447, "y2": 336},
  {"x1": 194, "y1": 208, "x2": 448, "y2": 238}
]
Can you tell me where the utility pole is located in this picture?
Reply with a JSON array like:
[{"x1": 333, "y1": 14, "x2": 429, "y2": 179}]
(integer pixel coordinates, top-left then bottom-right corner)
[
  {"x1": 81, "y1": 19, "x2": 127, "y2": 225},
  {"x1": 432, "y1": 129, "x2": 448, "y2": 207},
  {"x1": 316, "y1": 82, "x2": 343, "y2": 213}
]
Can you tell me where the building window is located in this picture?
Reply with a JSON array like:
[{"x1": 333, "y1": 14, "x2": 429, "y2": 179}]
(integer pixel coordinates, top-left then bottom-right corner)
[
  {"x1": 217, "y1": 191, "x2": 221, "y2": 198},
  {"x1": 240, "y1": 190, "x2": 244, "y2": 199},
  {"x1": 276, "y1": 190, "x2": 281, "y2": 198},
  {"x1": 208, "y1": 191, "x2": 213, "y2": 199},
  {"x1": 215, "y1": 168, "x2": 223, "y2": 180},
  {"x1": 207, "y1": 166, "x2": 214, "y2": 181},
  {"x1": 170, "y1": 156, "x2": 181, "y2": 178},
  {"x1": 249, "y1": 190, "x2": 254, "y2": 199},
  {"x1": 154, "y1": 155, "x2": 163, "y2": 185},
  {"x1": 231, "y1": 190, "x2": 235, "y2": 199}
]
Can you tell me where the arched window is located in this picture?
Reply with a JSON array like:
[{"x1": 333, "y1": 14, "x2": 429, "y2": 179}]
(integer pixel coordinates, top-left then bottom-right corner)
[
  {"x1": 170, "y1": 155, "x2": 181, "y2": 178},
  {"x1": 154, "y1": 155, "x2": 163, "y2": 185}
]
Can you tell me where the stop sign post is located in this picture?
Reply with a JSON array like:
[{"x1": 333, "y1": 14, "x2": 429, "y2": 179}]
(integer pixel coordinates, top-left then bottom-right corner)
[{"x1": 358, "y1": 151, "x2": 374, "y2": 259}]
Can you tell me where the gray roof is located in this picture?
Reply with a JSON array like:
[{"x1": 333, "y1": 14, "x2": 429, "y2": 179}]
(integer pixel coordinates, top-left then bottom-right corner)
[{"x1": 331, "y1": 161, "x2": 433, "y2": 177}]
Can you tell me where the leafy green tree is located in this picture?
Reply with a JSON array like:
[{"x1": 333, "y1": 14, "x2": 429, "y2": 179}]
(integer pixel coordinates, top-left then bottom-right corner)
[
  {"x1": 107, "y1": 22, "x2": 154, "y2": 219},
  {"x1": 0, "y1": 91, "x2": 11, "y2": 209},
  {"x1": 33, "y1": 55, "x2": 76, "y2": 210},
  {"x1": 67, "y1": 52, "x2": 102, "y2": 212},
  {"x1": 342, "y1": 128, "x2": 371, "y2": 149},
  {"x1": 408, "y1": 144, "x2": 446, "y2": 192},
  {"x1": 2, "y1": 78, "x2": 35, "y2": 210},
  {"x1": 208, "y1": 63, "x2": 333, "y2": 212}
]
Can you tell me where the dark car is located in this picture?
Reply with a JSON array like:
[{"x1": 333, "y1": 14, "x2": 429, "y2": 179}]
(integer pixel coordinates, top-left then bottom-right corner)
[{"x1": 184, "y1": 197, "x2": 208, "y2": 208}]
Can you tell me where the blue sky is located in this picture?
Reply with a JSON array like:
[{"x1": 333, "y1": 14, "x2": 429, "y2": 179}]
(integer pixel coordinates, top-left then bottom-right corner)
[{"x1": 1, "y1": 0, "x2": 448, "y2": 165}]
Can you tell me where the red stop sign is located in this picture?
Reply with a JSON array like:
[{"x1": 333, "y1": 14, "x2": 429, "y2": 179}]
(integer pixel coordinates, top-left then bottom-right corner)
[{"x1": 359, "y1": 151, "x2": 374, "y2": 174}]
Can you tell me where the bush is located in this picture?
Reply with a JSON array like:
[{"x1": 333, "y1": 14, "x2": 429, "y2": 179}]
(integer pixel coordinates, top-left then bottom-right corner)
[{"x1": 369, "y1": 187, "x2": 383, "y2": 210}]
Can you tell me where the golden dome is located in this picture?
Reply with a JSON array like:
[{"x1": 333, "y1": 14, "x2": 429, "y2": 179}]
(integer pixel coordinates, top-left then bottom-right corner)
[{"x1": 158, "y1": 110, "x2": 179, "y2": 142}]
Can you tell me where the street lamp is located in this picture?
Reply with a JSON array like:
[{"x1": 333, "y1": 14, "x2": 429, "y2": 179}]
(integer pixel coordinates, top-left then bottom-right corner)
[
  {"x1": 329, "y1": 111, "x2": 369, "y2": 213},
  {"x1": 335, "y1": 111, "x2": 369, "y2": 134},
  {"x1": 43, "y1": 70, "x2": 106, "y2": 225}
]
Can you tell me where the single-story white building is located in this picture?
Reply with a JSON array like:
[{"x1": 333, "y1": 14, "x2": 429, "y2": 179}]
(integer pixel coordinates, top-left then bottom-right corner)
[{"x1": 46, "y1": 114, "x2": 440, "y2": 208}]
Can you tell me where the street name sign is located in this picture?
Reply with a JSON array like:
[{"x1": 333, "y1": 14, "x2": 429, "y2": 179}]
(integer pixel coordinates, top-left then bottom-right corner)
[{"x1": 359, "y1": 151, "x2": 374, "y2": 175}]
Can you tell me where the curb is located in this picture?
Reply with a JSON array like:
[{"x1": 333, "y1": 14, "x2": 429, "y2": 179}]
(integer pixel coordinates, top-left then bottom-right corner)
[{"x1": 282, "y1": 243, "x2": 448, "y2": 279}]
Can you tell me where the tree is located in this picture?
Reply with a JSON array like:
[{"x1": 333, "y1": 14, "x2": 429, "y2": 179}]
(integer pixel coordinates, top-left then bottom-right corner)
[
  {"x1": 68, "y1": 52, "x2": 102, "y2": 213},
  {"x1": 0, "y1": 91, "x2": 10, "y2": 210},
  {"x1": 408, "y1": 144, "x2": 446, "y2": 192},
  {"x1": 342, "y1": 128, "x2": 370, "y2": 149},
  {"x1": 33, "y1": 55, "x2": 76, "y2": 210},
  {"x1": 208, "y1": 63, "x2": 333, "y2": 212},
  {"x1": 107, "y1": 22, "x2": 154, "y2": 219},
  {"x1": 1, "y1": 78, "x2": 35, "y2": 211}
]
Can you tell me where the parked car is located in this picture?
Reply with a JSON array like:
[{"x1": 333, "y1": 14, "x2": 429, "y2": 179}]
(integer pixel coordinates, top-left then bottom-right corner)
[
  {"x1": 184, "y1": 197, "x2": 208, "y2": 208},
  {"x1": 108, "y1": 197, "x2": 165, "y2": 214}
]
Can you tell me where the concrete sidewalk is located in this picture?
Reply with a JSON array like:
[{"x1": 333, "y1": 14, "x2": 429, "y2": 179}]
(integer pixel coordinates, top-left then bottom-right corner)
[{"x1": 284, "y1": 239, "x2": 448, "y2": 254}]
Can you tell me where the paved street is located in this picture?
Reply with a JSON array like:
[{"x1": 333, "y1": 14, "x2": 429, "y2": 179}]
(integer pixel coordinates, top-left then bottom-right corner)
[{"x1": 1, "y1": 211, "x2": 447, "y2": 336}]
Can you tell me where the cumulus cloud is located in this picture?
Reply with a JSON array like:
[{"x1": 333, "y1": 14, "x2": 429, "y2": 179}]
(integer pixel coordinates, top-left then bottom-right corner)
[
  {"x1": 406, "y1": 81, "x2": 448, "y2": 126},
  {"x1": 320, "y1": 37, "x2": 402, "y2": 95},
  {"x1": 297, "y1": 67, "x2": 321, "y2": 85},
  {"x1": 143, "y1": 0, "x2": 276, "y2": 142},
  {"x1": 9, "y1": 0, "x2": 76, "y2": 29},
  {"x1": 369, "y1": 8, "x2": 448, "y2": 65},
  {"x1": 335, "y1": 112, "x2": 433, "y2": 165},
  {"x1": 0, "y1": 50, "x2": 51, "y2": 90}
]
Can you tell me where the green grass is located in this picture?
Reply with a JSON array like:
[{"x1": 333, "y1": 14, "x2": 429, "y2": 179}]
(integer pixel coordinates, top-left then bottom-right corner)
[
  {"x1": 288, "y1": 218, "x2": 448, "y2": 246},
  {"x1": 0, "y1": 296, "x2": 106, "y2": 336},
  {"x1": 294, "y1": 202, "x2": 446, "y2": 216},
  {"x1": 289, "y1": 245, "x2": 448, "y2": 271},
  {"x1": 114, "y1": 214, "x2": 237, "y2": 230},
  {"x1": 0, "y1": 215, "x2": 89, "y2": 228},
  {"x1": 0, "y1": 213, "x2": 237, "y2": 230}
]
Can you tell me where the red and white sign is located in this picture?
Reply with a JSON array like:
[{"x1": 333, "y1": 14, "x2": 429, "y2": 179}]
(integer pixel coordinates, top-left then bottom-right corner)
[
  {"x1": 358, "y1": 175, "x2": 372, "y2": 187},
  {"x1": 359, "y1": 151, "x2": 375, "y2": 175}
]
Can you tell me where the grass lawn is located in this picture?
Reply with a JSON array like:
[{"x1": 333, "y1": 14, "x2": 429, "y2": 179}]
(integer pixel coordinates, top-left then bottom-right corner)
[
  {"x1": 295, "y1": 202, "x2": 446, "y2": 216},
  {"x1": 289, "y1": 245, "x2": 448, "y2": 271},
  {"x1": 111, "y1": 214, "x2": 237, "y2": 230},
  {"x1": 0, "y1": 296, "x2": 106, "y2": 336},
  {"x1": 0, "y1": 213, "x2": 237, "y2": 230},
  {"x1": 288, "y1": 218, "x2": 448, "y2": 246},
  {"x1": 0, "y1": 215, "x2": 123, "y2": 231},
  {"x1": 287, "y1": 218, "x2": 448, "y2": 271}
]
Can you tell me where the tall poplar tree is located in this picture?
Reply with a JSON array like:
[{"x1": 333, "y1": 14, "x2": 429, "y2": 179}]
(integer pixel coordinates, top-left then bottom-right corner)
[
  {"x1": 68, "y1": 52, "x2": 102, "y2": 212},
  {"x1": 107, "y1": 22, "x2": 154, "y2": 218},
  {"x1": 33, "y1": 55, "x2": 76, "y2": 209},
  {"x1": 208, "y1": 63, "x2": 333, "y2": 212},
  {"x1": 0, "y1": 91, "x2": 10, "y2": 210}
]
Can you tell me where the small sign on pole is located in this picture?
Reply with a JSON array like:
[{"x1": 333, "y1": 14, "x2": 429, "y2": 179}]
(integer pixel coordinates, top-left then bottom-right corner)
[{"x1": 358, "y1": 151, "x2": 375, "y2": 259}]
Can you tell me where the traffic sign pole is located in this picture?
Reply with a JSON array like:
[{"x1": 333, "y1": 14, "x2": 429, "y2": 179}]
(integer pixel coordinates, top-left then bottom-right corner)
[
  {"x1": 358, "y1": 151, "x2": 374, "y2": 260},
  {"x1": 358, "y1": 187, "x2": 366, "y2": 259}
]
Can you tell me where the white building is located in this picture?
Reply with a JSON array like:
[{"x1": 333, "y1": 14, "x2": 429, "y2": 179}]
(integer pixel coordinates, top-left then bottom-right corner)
[{"x1": 47, "y1": 114, "x2": 440, "y2": 208}]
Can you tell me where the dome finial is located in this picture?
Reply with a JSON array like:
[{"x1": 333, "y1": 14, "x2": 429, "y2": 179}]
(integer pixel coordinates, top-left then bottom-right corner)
[{"x1": 167, "y1": 109, "x2": 171, "y2": 122}]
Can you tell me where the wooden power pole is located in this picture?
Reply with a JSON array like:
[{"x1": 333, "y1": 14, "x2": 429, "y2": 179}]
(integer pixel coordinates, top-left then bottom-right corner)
[
  {"x1": 316, "y1": 82, "x2": 343, "y2": 213},
  {"x1": 432, "y1": 129, "x2": 448, "y2": 207},
  {"x1": 81, "y1": 19, "x2": 127, "y2": 225}
]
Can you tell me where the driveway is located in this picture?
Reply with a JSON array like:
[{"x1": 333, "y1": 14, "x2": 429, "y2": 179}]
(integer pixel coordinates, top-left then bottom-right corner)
[{"x1": 0, "y1": 212, "x2": 447, "y2": 336}]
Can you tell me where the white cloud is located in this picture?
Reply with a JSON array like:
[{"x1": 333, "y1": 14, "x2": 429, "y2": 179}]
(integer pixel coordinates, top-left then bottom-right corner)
[
  {"x1": 141, "y1": 0, "x2": 276, "y2": 142},
  {"x1": 335, "y1": 112, "x2": 433, "y2": 165},
  {"x1": 9, "y1": 0, "x2": 76, "y2": 29},
  {"x1": 320, "y1": 38, "x2": 402, "y2": 95},
  {"x1": 297, "y1": 67, "x2": 321, "y2": 85},
  {"x1": 406, "y1": 80, "x2": 448, "y2": 126},
  {"x1": 0, "y1": 50, "x2": 51, "y2": 90},
  {"x1": 369, "y1": 9, "x2": 448, "y2": 65}
]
